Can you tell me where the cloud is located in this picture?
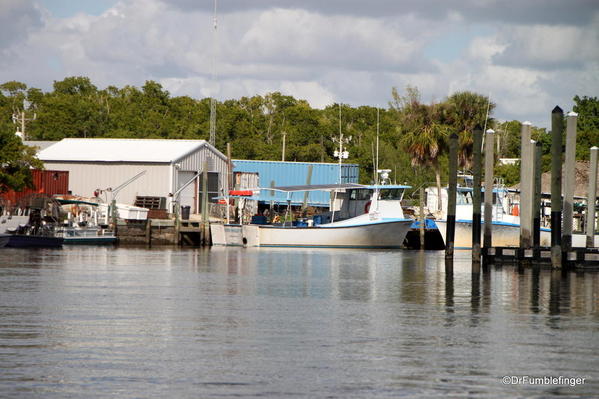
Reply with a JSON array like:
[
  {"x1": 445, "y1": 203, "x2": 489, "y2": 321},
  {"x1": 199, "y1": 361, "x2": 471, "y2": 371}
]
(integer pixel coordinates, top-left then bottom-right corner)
[
  {"x1": 0, "y1": 0, "x2": 44, "y2": 48},
  {"x1": 0, "y1": 0, "x2": 597, "y2": 129},
  {"x1": 492, "y1": 17, "x2": 599, "y2": 69},
  {"x1": 158, "y1": 0, "x2": 599, "y2": 25}
]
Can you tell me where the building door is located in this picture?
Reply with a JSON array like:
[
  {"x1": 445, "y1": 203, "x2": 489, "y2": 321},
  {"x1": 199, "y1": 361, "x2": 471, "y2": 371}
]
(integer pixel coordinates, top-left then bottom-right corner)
[{"x1": 178, "y1": 171, "x2": 197, "y2": 212}]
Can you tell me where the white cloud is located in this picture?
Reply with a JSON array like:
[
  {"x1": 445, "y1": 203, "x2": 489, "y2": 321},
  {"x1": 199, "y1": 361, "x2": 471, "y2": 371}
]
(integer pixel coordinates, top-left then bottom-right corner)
[
  {"x1": 493, "y1": 19, "x2": 599, "y2": 69},
  {"x1": 0, "y1": 0, "x2": 597, "y2": 129}
]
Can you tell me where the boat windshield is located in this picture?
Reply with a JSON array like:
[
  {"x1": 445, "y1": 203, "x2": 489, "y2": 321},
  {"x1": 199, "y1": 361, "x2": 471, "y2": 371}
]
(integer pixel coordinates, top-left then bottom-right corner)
[
  {"x1": 457, "y1": 191, "x2": 472, "y2": 205},
  {"x1": 349, "y1": 189, "x2": 371, "y2": 200},
  {"x1": 379, "y1": 188, "x2": 404, "y2": 201}
]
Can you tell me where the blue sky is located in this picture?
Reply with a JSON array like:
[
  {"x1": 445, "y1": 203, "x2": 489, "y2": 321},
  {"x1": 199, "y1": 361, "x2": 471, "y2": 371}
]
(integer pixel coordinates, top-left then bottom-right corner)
[{"x1": 1, "y1": 0, "x2": 598, "y2": 128}]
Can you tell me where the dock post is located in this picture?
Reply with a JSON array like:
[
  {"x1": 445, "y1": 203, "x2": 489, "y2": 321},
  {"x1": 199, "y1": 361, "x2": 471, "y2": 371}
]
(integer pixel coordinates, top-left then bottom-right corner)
[
  {"x1": 550, "y1": 106, "x2": 564, "y2": 267},
  {"x1": 587, "y1": 147, "x2": 598, "y2": 247},
  {"x1": 483, "y1": 129, "x2": 495, "y2": 250},
  {"x1": 201, "y1": 160, "x2": 209, "y2": 246},
  {"x1": 472, "y1": 126, "x2": 483, "y2": 262},
  {"x1": 146, "y1": 219, "x2": 152, "y2": 248},
  {"x1": 419, "y1": 187, "x2": 425, "y2": 249},
  {"x1": 533, "y1": 141, "x2": 542, "y2": 247},
  {"x1": 562, "y1": 112, "x2": 578, "y2": 251},
  {"x1": 445, "y1": 132, "x2": 459, "y2": 258},
  {"x1": 519, "y1": 122, "x2": 533, "y2": 248}
]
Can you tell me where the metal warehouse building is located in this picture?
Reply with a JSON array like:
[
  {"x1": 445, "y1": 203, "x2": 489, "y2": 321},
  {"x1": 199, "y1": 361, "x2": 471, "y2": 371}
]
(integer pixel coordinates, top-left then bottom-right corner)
[
  {"x1": 232, "y1": 160, "x2": 359, "y2": 207},
  {"x1": 38, "y1": 138, "x2": 229, "y2": 213}
]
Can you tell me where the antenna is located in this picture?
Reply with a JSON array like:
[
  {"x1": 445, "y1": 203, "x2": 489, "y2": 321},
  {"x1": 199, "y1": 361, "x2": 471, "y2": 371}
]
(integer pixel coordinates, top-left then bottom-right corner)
[
  {"x1": 376, "y1": 108, "x2": 380, "y2": 184},
  {"x1": 209, "y1": 0, "x2": 218, "y2": 146}
]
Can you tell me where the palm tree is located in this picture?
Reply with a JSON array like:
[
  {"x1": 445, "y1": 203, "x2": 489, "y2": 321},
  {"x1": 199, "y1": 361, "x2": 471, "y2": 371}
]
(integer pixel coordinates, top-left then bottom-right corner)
[
  {"x1": 445, "y1": 91, "x2": 495, "y2": 169},
  {"x1": 390, "y1": 87, "x2": 449, "y2": 210}
]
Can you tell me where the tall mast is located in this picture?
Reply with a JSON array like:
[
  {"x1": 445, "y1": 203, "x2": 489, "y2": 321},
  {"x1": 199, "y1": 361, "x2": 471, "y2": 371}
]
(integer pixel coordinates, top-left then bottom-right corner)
[{"x1": 209, "y1": 0, "x2": 218, "y2": 146}]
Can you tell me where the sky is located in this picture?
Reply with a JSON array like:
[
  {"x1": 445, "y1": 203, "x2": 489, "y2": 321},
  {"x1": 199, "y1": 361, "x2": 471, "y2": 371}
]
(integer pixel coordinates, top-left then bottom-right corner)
[{"x1": 1, "y1": 0, "x2": 598, "y2": 128}]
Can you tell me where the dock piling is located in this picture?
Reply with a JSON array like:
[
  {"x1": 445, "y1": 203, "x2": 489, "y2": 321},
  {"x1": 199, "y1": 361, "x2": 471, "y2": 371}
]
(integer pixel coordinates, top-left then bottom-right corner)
[
  {"x1": 201, "y1": 160, "x2": 209, "y2": 245},
  {"x1": 533, "y1": 141, "x2": 542, "y2": 247},
  {"x1": 419, "y1": 187, "x2": 425, "y2": 249},
  {"x1": 483, "y1": 129, "x2": 495, "y2": 249},
  {"x1": 562, "y1": 112, "x2": 578, "y2": 251},
  {"x1": 472, "y1": 126, "x2": 483, "y2": 262},
  {"x1": 587, "y1": 147, "x2": 598, "y2": 248},
  {"x1": 550, "y1": 106, "x2": 564, "y2": 267},
  {"x1": 519, "y1": 122, "x2": 533, "y2": 248},
  {"x1": 445, "y1": 133, "x2": 459, "y2": 258}
]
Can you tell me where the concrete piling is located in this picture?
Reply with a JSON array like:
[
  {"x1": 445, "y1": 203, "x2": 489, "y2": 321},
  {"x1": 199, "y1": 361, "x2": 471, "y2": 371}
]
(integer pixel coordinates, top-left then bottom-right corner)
[
  {"x1": 519, "y1": 122, "x2": 533, "y2": 248},
  {"x1": 483, "y1": 129, "x2": 495, "y2": 249},
  {"x1": 472, "y1": 126, "x2": 483, "y2": 262},
  {"x1": 587, "y1": 147, "x2": 598, "y2": 248},
  {"x1": 533, "y1": 141, "x2": 542, "y2": 247},
  {"x1": 562, "y1": 112, "x2": 578, "y2": 251},
  {"x1": 550, "y1": 106, "x2": 564, "y2": 267},
  {"x1": 445, "y1": 133, "x2": 458, "y2": 258}
]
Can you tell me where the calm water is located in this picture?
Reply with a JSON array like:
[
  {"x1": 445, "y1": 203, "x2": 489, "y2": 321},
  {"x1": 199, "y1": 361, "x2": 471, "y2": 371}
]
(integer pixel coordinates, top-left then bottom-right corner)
[{"x1": 0, "y1": 247, "x2": 598, "y2": 398}]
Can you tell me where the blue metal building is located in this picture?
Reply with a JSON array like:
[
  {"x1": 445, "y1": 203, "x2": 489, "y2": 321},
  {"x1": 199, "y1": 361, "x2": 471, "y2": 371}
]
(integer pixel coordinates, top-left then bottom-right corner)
[{"x1": 232, "y1": 160, "x2": 359, "y2": 207}]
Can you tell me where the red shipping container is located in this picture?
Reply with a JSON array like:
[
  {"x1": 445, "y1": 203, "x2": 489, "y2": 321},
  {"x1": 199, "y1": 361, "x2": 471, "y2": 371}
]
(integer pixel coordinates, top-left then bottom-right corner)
[{"x1": 0, "y1": 169, "x2": 69, "y2": 205}]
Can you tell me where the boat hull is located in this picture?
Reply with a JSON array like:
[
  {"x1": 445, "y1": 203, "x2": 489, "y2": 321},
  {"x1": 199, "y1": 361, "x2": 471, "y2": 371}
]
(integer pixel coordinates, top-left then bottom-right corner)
[
  {"x1": 0, "y1": 234, "x2": 10, "y2": 248},
  {"x1": 4, "y1": 235, "x2": 64, "y2": 248},
  {"x1": 435, "y1": 220, "x2": 551, "y2": 249},
  {"x1": 212, "y1": 219, "x2": 413, "y2": 248},
  {"x1": 63, "y1": 236, "x2": 117, "y2": 245}
]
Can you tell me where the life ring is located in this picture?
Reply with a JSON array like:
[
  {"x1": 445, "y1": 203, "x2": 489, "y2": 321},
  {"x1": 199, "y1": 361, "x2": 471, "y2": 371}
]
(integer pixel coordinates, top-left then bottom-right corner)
[{"x1": 364, "y1": 200, "x2": 371, "y2": 214}]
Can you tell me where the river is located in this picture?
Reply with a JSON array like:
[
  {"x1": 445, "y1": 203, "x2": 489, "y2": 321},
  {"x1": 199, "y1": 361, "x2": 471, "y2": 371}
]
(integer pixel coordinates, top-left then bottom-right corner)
[{"x1": 0, "y1": 246, "x2": 597, "y2": 398}]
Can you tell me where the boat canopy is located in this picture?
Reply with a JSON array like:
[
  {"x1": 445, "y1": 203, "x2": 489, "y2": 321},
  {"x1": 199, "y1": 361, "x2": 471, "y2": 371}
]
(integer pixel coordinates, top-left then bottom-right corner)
[
  {"x1": 263, "y1": 183, "x2": 411, "y2": 193},
  {"x1": 264, "y1": 183, "x2": 366, "y2": 192}
]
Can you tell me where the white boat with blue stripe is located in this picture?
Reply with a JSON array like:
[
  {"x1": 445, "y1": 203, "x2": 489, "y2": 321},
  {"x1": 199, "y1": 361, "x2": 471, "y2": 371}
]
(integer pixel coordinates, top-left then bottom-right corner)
[{"x1": 211, "y1": 181, "x2": 414, "y2": 249}]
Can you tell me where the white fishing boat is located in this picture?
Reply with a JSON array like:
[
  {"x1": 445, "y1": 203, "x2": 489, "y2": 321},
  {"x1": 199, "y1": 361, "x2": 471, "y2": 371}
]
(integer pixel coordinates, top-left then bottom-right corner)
[
  {"x1": 431, "y1": 179, "x2": 599, "y2": 249},
  {"x1": 430, "y1": 182, "x2": 551, "y2": 249},
  {"x1": 211, "y1": 181, "x2": 414, "y2": 249}
]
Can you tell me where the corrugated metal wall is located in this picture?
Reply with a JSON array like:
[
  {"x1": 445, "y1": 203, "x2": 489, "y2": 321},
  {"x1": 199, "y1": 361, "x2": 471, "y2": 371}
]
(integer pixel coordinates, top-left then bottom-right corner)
[
  {"x1": 175, "y1": 145, "x2": 229, "y2": 211},
  {"x1": 41, "y1": 162, "x2": 170, "y2": 206},
  {"x1": 0, "y1": 169, "x2": 69, "y2": 206},
  {"x1": 43, "y1": 145, "x2": 229, "y2": 212},
  {"x1": 232, "y1": 160, "x2": 359, "y2": 206}
]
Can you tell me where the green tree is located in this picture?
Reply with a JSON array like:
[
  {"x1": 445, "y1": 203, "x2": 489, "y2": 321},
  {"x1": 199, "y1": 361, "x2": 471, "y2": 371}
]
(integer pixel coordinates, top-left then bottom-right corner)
[
  {"x1": 0, "y1": 131, "x2": 43, "y2": 193},
  {"x1": 445, "y1": 91, "x2": 495, "y2": 169},
  {"x1": 390, "y1": 86, "x2": 449, "y2": 208},
  {"x1": 573, "y1": 95, "x2": 599, "y2": 160}
]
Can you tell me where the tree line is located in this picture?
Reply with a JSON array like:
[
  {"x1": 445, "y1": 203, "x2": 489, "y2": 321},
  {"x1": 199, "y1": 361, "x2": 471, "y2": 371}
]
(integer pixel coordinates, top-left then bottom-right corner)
[{"x1": 1, "y1": 76, "x2": 597, "y2": 194}]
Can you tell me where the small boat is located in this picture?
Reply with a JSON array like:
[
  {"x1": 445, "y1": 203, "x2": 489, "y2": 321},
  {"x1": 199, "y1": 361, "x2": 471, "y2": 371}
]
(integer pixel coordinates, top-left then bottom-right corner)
[
  {"x1": 211, "y1": 180, "x2": 414, "y2": 248},
  {"x1": 0, "y1": 211, "x2": 63, "y2": 248},
  {"x1": 56, "y1": 226, "x2": 117, "y2": 245}
]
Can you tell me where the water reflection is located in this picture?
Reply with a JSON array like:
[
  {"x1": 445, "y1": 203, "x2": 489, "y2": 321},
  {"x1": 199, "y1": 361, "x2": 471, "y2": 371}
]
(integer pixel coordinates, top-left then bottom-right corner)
[{"x1": 1, "y1": 247, "x2": 598, "y2": 398}]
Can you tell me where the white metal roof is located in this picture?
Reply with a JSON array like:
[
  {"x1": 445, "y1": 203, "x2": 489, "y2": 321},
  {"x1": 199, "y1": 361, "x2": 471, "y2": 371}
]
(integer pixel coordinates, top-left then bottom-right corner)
[{"x1": 38, "y1": 138, "x2": 225, "y2": 163}]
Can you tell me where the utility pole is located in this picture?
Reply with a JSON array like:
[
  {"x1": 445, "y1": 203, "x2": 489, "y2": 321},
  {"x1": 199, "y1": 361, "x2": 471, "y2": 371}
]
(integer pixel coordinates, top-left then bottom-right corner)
[{"x1": 12, "y1": 99, "x2": 36, "y2": 140}]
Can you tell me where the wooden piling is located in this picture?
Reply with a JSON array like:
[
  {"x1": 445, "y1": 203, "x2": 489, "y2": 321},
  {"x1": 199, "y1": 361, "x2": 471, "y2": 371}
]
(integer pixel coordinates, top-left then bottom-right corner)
[
  {"x1": 562, "y1": 112, "x2": 578, "y2": 251},
  {"x1": 483, "y1": 129, "x2": 495, "y2": 249},
  {"x1": 201, "y1": 160, "x2": 209, "y2": 246},
  {"x1": 145, "y1": 219, "x2": 152, "y2": 247},
  {"x1": 550, "y1": 106, "x2": 564, "y2": 267},
  {"x1": 472, "y1": 126, "x2": 483, "y2": 262},
  {"x1": 519, "y1": 122, "x2": 533, "y2": 248},
  {"x1": 533, "y1": 141, "x2": 542, "y2": 247},
  {"x1": 445, "y1": 133, "x2": 458, "y2": 258},
  {"x1": 587, "y1": 147, "x2": 598, "y2": 248},
  {"x1": 419, "y1": 187, "x2": 425, "y2": 249}
]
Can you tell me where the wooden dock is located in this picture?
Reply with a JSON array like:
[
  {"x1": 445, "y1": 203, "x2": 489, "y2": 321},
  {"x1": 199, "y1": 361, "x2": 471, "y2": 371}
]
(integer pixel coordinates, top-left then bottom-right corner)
[{"x1": 483, "y1": 247, "x2": 599, "y2": 269}]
